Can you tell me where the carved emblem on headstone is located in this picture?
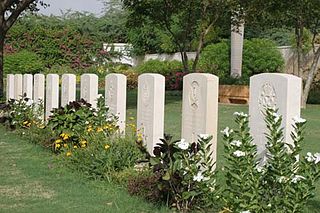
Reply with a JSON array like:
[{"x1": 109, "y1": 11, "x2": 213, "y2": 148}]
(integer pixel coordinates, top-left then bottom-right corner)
[
  {"x1": 107, "y1": 80, "x2": 115, "y2": 103},
  {"x1": 189, "y1": 81, "x2": 199, "y2": 110},
  {"x1": 259, "y1": 83, "x2": 277, "y2": 109}
]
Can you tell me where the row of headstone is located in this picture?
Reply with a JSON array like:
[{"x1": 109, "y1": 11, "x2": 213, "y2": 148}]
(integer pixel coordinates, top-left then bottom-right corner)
[{"x1": 6, "y1": 73, "x2": 302, "y2": 166}]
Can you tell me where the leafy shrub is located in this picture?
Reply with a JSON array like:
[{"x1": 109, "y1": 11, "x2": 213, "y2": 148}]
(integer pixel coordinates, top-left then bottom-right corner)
[
  {"x1": 3, "y1": 95, "x2": 44, "y2": 129},
  {"x1": 198, "y1": 39, "x2": 284, "y2": 84},
  {"x1": 222, "y1": 108, "x2": 320, "y2": 212},
  {"x1": 65, "y1": 134, "x2": 144, "y2": 180},
  {"x1": 307, "y1": 82, "x2": 320, "y2": 104},
  {"x1": 47, "y1": 97, "x2": 118, "y2": 153},
  {"x1": 135, "y1": 60, "x2": 185, "y2": 76},
  {"x1": 132, "y1": 134, "x2": 218, "y2": 211},
  {"x1": 4, "y1": 50, "x2": 44, "y2": 74}
]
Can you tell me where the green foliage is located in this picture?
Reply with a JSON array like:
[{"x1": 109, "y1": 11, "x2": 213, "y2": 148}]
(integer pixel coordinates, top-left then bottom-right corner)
[
  {"x1": 138, "y1": 134, "x2": 219, "y2": 211},
  {"x1": 47, "y1": 97, "x2": 118, "y2": 152},
  {"x1": 65, "y1": 134, "x2": 144, "y2": 180},
  {"x1": 198, "y1": 39, "x2": 284, "y2": 83},
  {"x1": 222, "y1": 108, "x2": 320, "y2": 212},
  {"x1": 135, "y1": 60, "x2": 184, "y2": 76},
  {"x1": 4, "y1": 50, "x2": 44, "y2": 74},
  {"x1": 4, "y1": 95, "x2": 44, "y2": 130},
  {"x1": 260, "y1": 28, "x2": 294, "y2": 46}
]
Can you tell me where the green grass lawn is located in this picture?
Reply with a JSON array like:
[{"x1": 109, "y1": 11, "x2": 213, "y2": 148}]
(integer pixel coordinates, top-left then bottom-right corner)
[{"x1": 1, "y1": 90, "x2": 320, "y2": 212}]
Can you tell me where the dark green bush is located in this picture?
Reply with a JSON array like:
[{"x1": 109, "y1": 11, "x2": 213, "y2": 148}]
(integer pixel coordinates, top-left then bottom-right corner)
[
  {"x1": 135, "y1": 59, "x2": 184, "y2": 76},
  {"x1": 198, "y1": 38, "x2": 285, "y2": 84},
  {"x1": 4, "y1": 50, "x2": 44, "y2": 74},
  {"x1": 307, "y1": 82, "x2": 320, "y2": 104}
]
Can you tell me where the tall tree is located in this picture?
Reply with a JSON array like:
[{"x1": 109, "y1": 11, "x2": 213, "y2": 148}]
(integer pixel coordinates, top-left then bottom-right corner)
[
  {"x1": 243, "y1": 0, "x2": 320, "y2": 108},
  {"x1": 0, "y1": 0, "x2": 46, "y2": 98},
  {"x1": 122, "y1": 0, "x2": 242, "y2": 72}
]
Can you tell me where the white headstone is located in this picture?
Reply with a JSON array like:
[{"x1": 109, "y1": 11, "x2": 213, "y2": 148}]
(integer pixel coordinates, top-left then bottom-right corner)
[
  {"x1": 137, "y1": 74, "x2": 165, "y2": 155},
  {"x1": 33, "y1": 74, "x2": 45, "y2": 105},
  {"x1": 105, "y1": 74, "x2": 127, "y2": 134},
  {"x1": 14, "y1": 74, "x2": 23, "y2": 99},
  {"x1": 181, "y1": 73, "x2": 219, "y2": 165},
  {"x1": 230, "y1": 22, "x2": 244, "y2": 78},
  {"x1": 249, "y1": 73, "x2": 302, "y2": 160},
  {"x1": 80, "y1": 74, "x2": 98, "y2": 108},
  {"x1": 23, "y1": 74, "x2": 33, "y2": 100},
  {"x1": 6, "y1": 74, "x2": 15, "y2": 102},
  {"x1": 46, "y1": 74, "x2": 59, "y2": 120},
  {"x1": 61, "y1": 74, "x2": 76, "y2": 107}
]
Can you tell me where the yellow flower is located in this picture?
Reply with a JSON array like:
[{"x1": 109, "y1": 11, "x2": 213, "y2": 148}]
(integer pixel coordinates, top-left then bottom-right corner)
[
  {"x1": 55, "y1": 143, "x2": 61, "y2": 148},
  {"x1": 23, "y1": 121, "x2": 28, "y2": 125},
  {"x1": 80, "y1": 140, "x2": 87, "y2": 145},
  {"x1": 137, "y1": 133, "x2": 143, "y2": 142},
  {"x1": 73, "y1": 145, "x2": 78, "y2": 149},
  {"x1": 66, "y1": 152, "x2": 72, "y2": 157},
  {"x1": 129, "y1": 117, "x2": 134, "y2": 120},
  {"x1": 63, "y1": 144, "x2": 68, "y2": 148},
  {"x1": 104, "y1": 144, "x2": 110, "y2": 150},
  {"x1": 60, "y1": 133, "x2": 70, "y2": 140},
  {"x1": 81, "y1": 144, "x2": 86, "y2": 148},
  {"x1": 97, "y1": 127, "x2": 103, "y2": 133},
  {"x1": 38, "y1": 124, "x2": 46, "y2": 129},
  {"x1": 55, "y1": 139, "x2": 62, "y2": 143},
  {"x1": 87, "y1": 127, "x2": 93, "y2": 132}
]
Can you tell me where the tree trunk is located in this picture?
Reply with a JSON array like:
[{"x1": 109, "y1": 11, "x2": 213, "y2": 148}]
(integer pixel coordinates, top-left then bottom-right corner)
[
  {"x1": 0, "y1": 30, "x2": 4, "y2": 99},
  {"x1": 295, "y1": 24, "x2": 304, "y2": 77},
  {"x1": 180, "y1": 50, "x2": 189, "y2": 72},
  {"x1": 301, "y1": 46, "x2": 320, "y2": 108}
]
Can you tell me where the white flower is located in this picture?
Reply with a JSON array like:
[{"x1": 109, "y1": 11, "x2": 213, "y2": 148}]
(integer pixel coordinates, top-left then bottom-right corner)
[
  {"x1": 306, "y1": 152, "x2": 315, "y2": 162},
  {"x1": 221, "y1": 127, "x2": 233, "y2": 137},
  {"x1": 291, "y1": 175, "x2": 306, "y2": 183},
  {"x1": 293, "y1": 116, "x2": 306, "y2": 124},
  {"x1": 176, "y1": 139, "x2": 189, "y2": 150},
  {"x1": 278, "y1": 176, "x2": 287, "y2": 183},
  {"x1": 233, "y1": 150, "x2": 246, "y2": 157},
  {"x1": 314, "y1": 153, "x2": 320, "y2": 164},
  {"x1": 273, "y1": 112, "x2": 280, "y2": 123},
  {"x1": 85, "y1": 121, "x2": 89, "y2": 125},
  {"x1": 199, "y1": 134, "x2": 210, "y2": 140},
  {"x1": 230, "y1": 140, "x2": 242, "y2": 147},
  {"x1": 256, "y1": 165, "x2": 264, "y2": 173},
  {"x1": 233, "y1": 112, "x2": 248, "y2": 117},
  {"x1": 26, "y1": 99, "x2": 33, "y2": 106},
  {"x1": 240, "y1": 211, "x2": 251, "y2": 213},
  {"x1": 193, "y1": 172, "x2": 204, "y2": 182},
  {"x1": 97, "y1": 94, "x2": 103, "y2": 99}
]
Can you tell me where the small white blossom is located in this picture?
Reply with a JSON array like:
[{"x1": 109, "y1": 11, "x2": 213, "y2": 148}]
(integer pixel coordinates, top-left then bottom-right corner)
[
  {"x1": 26, "y1": 99, "x2": 33, "y2": 106},
  {"x1": 256, "y1": 165, "x2": 264, "y2": 173},
  {"x1": 306, "y1": 152, "x2": 315, "y2": 162},
  {"x1": 97, "y1": 94, "x2": 103, "y2": 99},
  {"x1": 176, "y1": 139, "x2": 189, "y2": 150},
  {"x1": 240, "y1": 211, "x2": 251, "y2": 213},
  {"x1": 85, "y1": 121, "x2": 89, "y2": 125},
  {"x1": 230, "y1": 140, "x2": 242, "y2": 147},
  {"x1": 293, "y1": 116, "x2": 306, "y2": 124},
  {"x1": 291, "y1": 175, "x2": 306, "y2": 183},
  {"x1": 233, "y1": 150, "x2": 246, "y2": 157},
  {"x1": 193, "y1": 172, "x2": 204, "y2": 182},
  {"x1": 221, "y1": 127, "x2": 233, "y2": 137},
  {"x1": 314, "y1": 153, "x2": 320, "y2": 164},
  {"x1": 199, "y1": 134, "x2": 210, "y2": 140},
  {"x1": 278, "y1": 176, "x2": 287, "y2": 183},
  {"x1": 273, "y1": 112, "x2": 280, "y2": 123},
  {"x1": 233, "y1": 112, "x2": 248, "y2": 117}
]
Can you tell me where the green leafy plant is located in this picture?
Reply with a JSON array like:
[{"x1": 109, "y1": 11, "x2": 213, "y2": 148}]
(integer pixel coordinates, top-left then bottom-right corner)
[
  {"x1": 222, "y1": 108, "x2": 320, "y2": 212},
  {"x1": 138, "y1": 134, "x2": 219, "y2": 211},
  {"x1": 47, "y1": 97, "x2": 118, "y2": 152}
]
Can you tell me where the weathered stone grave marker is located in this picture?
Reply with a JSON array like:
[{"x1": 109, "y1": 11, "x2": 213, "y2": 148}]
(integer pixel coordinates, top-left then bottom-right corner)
[
  {"x1": 105, "y1": 74, "x2": 127, "y2": 134},
  {"x1": 46, "y1": 74, "x2": 59, "y2": 119},
  {"x1": 33, "y1": 74, "x2": 45, "y2": 105},
  {"x1": 6, "y1": 74, "x2": 15, "y2": 101},
  {"x1": 137, "y1": 74, "x2": 165, "y2": 155},
  {"x1": 80, "y1": 74, "x2": 98, "y2": 108},
  {"x1": 181, "y1": 73, "x2": 219, "y2": 165},
  {"x1": 14, "y1": 74, "x2": 23, "y2": 99},
  {"x1": 249, "y1": 73, "x2": 302, "y2": 161},
  {"x1": 23, "y1": 74, "x2": 33, "y2": 99},
  {"x1": 61, "y1": 74, "x2": 76, "y2": 107}
]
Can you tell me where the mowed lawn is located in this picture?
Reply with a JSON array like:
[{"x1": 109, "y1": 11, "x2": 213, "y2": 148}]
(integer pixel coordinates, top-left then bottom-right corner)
[{"x1": 1, "y1": 90, "x2": 319, "y2": 212}]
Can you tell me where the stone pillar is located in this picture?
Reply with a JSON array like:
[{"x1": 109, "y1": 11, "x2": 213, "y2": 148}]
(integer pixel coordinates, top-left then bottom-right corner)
[
  {"x1": 80, "y1": 74, "x2": 99, "y2": 108},
  {"x1": 6, "y1": 74, "x2": 15, "y2": 102},
  {"x1": 249, "y1": 73, "x2": 302, "y2": 161},
  {"x1": 45, "y1": 74, "x2": 59, "y2": 120},
  {"x1": 137, "y1": 74, "x2": 165, "y2": 155},
  {"x1": 33, "y1": 74, "x2": 45, "y2": 105},
  {"x1": 23, "y1": 74, "x2": 33, "y2": 100},
  {"x1": 105, "y1": 74, "x2": 127, "y2": 134},
  {"x1": 61, "y1": 74, "x2": 76, "y2": 107},
  {"x1": 181, "y1": 73, "x2": 219, "y2": 165},
  {"x1": 14, "y1": 74, "x2": 23, "y2": 100},
  {"x1": 230, "y1": 22, "x2": 244, "y2": 78}
]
